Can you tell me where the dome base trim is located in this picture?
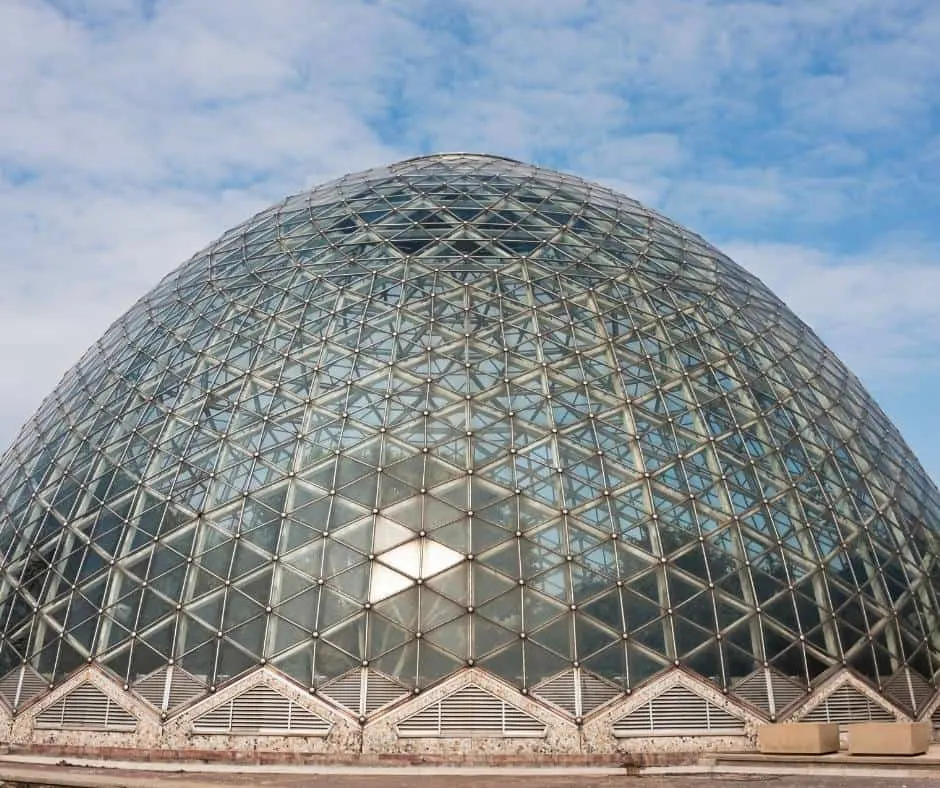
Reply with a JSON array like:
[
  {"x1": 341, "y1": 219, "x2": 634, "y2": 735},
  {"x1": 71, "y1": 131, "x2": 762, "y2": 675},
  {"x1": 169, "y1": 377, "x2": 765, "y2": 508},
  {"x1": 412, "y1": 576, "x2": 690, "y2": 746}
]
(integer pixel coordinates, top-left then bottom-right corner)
[
  {"x1": 791, "y1": 670, "x2": 911, "y2": 727},
  {"x1": 583, "y1": 668, "x2": 759, "y2": 753},
  {"x1": 5, "y1": 664, "x2": 927, "y2": 757},
  {"x1": 2, "y1": 153, "x2": 939, "y2": 759},
  {"x1": 363, "y1": 668, "x2": 574, "y2": 754}
]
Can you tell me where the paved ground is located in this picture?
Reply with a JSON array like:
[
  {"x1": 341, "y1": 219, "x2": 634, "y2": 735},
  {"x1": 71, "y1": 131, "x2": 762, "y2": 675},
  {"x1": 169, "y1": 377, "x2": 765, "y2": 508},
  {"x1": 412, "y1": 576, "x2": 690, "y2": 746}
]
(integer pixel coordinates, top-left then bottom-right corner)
[{"x1": 1, "y1": 768, "x2": 939, "y2": 788}]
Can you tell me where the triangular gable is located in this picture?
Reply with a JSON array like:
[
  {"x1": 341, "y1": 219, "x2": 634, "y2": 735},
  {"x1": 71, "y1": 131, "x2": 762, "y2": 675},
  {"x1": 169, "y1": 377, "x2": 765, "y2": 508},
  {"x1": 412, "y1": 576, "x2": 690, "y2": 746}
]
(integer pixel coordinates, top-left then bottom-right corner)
[
  {"x1": 579, "y1": 672, "x2": 623, "y2": 715},
  {"x1": 793, "y1": 673, "x2": 901, "y2": 726},
  {"x1": 192, "y1": 682, "x2": 331, "y2": 735},
  {"x1": 921, "y1": 678, "x2": 940, "y2": 727},
  {"x1": 397, "y1": 683, "x2": 545, "y2": 737},
  {"x1": 613, "y1": 682, "x2": 746, "y2": 737},
  {"x1": 35, "y1": 681, "x2": 137, "y2": 732}
]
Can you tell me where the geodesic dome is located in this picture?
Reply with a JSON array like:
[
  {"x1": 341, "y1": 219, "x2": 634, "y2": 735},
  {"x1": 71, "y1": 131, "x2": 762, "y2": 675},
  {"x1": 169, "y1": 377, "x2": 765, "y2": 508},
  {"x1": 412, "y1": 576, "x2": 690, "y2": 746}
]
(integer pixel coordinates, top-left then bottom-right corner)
[{"x1": 0, "y1": 154, "x2": 937, "y2": 732}]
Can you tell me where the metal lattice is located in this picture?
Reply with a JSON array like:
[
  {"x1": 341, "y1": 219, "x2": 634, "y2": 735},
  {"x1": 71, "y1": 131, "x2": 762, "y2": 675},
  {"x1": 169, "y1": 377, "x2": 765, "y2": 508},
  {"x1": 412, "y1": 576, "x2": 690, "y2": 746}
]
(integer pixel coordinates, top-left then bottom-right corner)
[{"x1": 0, "y1": 153, "x2": 936, "y2": 715}]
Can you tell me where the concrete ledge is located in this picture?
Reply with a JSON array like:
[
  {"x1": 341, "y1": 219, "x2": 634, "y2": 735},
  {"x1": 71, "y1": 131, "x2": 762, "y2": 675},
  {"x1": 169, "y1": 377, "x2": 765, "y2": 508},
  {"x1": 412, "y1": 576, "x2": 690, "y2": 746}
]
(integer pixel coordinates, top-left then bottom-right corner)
[
  {"x1": 847, "y1": 722, "x2": 931, "y2": 756},
  {"x1": 1, "y1": 744, "x2": 631, "y2": 767},
  {"x1": 757, "y1": 722, "x2": 839, "y2": 754}
]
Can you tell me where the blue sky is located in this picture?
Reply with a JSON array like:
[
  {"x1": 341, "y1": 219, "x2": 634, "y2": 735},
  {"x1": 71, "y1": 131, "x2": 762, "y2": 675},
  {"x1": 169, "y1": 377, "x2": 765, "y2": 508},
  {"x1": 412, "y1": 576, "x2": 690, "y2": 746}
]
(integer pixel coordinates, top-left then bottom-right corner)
[{"x1": 0, "y1": 0, "x2": 939, "y2": 479}]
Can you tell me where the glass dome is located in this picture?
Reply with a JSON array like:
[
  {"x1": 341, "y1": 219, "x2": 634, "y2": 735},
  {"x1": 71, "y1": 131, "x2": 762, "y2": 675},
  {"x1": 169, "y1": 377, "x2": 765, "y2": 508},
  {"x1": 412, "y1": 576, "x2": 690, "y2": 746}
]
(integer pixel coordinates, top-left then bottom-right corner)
[{"x1": 0, "y1": 153, "x2": 937, "y2": 707}]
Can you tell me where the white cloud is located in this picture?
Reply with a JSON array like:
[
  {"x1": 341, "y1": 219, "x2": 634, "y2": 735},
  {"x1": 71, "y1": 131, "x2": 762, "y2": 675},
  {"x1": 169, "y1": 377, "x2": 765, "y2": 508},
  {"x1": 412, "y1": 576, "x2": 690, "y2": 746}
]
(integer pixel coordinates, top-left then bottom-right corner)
[
  {"x1": 0, "y1": 0, "x2": 937, "y2": 477},
  {"x1": 724, "y1": 241, "x2": 940, "y2": 382}
]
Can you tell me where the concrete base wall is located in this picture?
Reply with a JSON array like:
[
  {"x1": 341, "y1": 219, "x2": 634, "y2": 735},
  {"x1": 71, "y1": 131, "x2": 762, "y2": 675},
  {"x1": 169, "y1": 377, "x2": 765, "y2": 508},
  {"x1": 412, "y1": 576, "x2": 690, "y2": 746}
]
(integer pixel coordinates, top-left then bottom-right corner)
[
  {"x1": 581, "y1": 669, "x2": 760, "y2": 756},
  {"x1": 0, "y1": 665, "x2": 924, "y2": 761},
  {"x1": 7, "y1": 666, "x2": 360, "y2": 757},
  {"x1": 361, "y1": 669, "x2": 579, "y2": 757}
]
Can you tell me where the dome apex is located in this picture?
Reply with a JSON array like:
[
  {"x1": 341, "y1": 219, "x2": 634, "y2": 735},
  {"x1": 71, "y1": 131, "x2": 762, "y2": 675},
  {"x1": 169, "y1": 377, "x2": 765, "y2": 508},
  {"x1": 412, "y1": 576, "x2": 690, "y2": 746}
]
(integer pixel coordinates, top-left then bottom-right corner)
[{"x1": 397, "y1": 152, "x2": 527, "y2": 165}]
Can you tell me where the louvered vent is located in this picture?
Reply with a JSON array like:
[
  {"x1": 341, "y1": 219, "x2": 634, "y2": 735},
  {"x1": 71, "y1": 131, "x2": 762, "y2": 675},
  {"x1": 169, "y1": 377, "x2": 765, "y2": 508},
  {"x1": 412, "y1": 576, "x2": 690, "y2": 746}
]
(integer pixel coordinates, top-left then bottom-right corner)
[
  {"x1": 167, "y1": 667, "x2": 205, "y2": 709},
  {"x1": 133, "y1": 668, "x2": 168, "y2": 709},
  {"x1": 732, "y1": 668, "x2": 804, "y2": 716},
  {"x1": 35, "y1": 683, "x2": 137, "y2": 731},
  {"x1": 365, "y1": 671, "x2": 408, "y2": 714},
  {"x1": 613, "y1": 684, "x2": 745, "y2": 737},
  {"x1": 882, "y1": 668, "x2": 935, "y2": 716},
  {"x1": 397, "y1": 684, "x2": 546, "y2": 738},
  {"x1": 0, "y1": 669, "x2": 18, "y2": 710},
  {"x1": 0, "y1": 665, "x2": 47, "y2": 711},
  {"x1": 533, "y1": 671, "x2": 577, "y2": 715},
  {"x1": 932, "y1": 704, "x2": 940, "y2": 729},
  {"x1": 801, "y1": 684, "x2": 895, "y2": 726},
  {"x1": 133, "y1": 666, "x2": 205, "y2": 712},
  {"x1": 320, "y1": 669, "x2": 408, "y2": 716},
  {"x1": 580, "y1": 672, "x2": 621, "y2": 714},
  {"x1": 533, "y1": 669, "x2": 620, "y2": 717},
  {"x1": 320, "y1": 671, "x2": 361, "y2": 714},
  {"x1": 192, "y1": 683, "x2": 331, "y2": 735}
]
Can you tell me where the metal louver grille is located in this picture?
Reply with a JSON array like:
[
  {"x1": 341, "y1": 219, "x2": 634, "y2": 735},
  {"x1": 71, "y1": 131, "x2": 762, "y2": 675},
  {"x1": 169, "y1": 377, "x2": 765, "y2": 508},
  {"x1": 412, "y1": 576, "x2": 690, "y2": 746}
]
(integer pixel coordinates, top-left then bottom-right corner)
[
  {"x1": 192, "y1": 683, "x2": 331, "y2": 735},
  {"x1": 365, "y1": 671, "x2": 408, "y2": 714},
  {"x1": 932, "y1": 705, "x2": 940, "y2": 729},
  {"x1": 882, "y1": 668, "x2": 935, "y2": 716},
  {"x1": 133, "y1": 666, "x2": 205, "y2": 712},
  {"x1": 613, "y1": 684, "x2": 745, "y2": 737},
  {"x1": 167, "y1": 667, "x2": 206, "y2": 709},
  {"x1": 768, "y1": 672, "x2": 806, "y2": 712},
  {"x1": 580, "y1": 672, "x2": 621, "y2": 714},
  {"x1": 320, "y1": 669, "x2": 408, "y2": 717},
  {"x1": 732, "y1": 668, "x2": 804, "y2": 716},
  {"x1": 533, "y1": 671, "x2": 577, "y2": 715},
  {"x1": 397, "y1": 684, "x2": 546, "y2": 738},
  {"x1": 133, "y1": 668, "x2": 169, "y2": 709},
  {"x1": 35, "y1": 683, "x2": 137, "y2": 731},
  {"x1": 0, "y1": 666, "x2": 46, "y2": 711},
  {"x1": 730, "y1": 671, "x2": 770, "y2": 713},
  {"x1": 533, "y1": 669, "x2": 621, "y2": 717},
  {"x1": 320, "y1": 671, "x2": 362, "y2": 714},
  {"x1": 0, "y1": 670, "x2": 18, "y2": 710},
  {"x1": 802, "y1": 685, "x2": 895, "y2": 726}
]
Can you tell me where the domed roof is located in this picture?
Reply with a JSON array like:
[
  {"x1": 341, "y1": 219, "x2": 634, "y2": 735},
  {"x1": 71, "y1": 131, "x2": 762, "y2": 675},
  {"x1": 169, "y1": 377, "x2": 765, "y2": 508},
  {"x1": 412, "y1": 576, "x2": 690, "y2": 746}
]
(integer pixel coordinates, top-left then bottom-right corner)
[{"x1": 0, "y1": 153, "x2": 937, "y2": 705}]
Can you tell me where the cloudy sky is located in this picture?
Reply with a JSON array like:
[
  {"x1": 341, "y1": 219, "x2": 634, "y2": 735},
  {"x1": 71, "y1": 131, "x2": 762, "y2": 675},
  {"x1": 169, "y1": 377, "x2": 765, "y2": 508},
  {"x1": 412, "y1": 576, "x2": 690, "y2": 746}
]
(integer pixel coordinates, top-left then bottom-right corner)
[{"x1": 1, "y1": 0, "x2": 938, "y2": 479}]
